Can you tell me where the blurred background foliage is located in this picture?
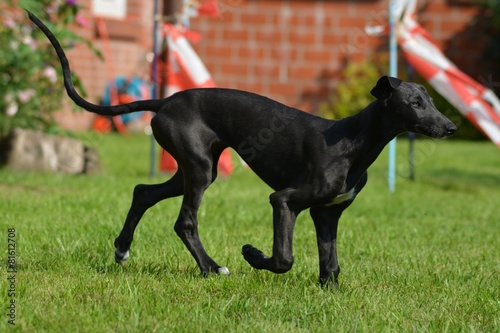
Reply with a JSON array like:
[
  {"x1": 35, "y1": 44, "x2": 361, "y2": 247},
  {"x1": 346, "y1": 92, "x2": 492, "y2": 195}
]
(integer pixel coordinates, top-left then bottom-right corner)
[
  {"x1": 0, "y1": 0, "x2": 100, "y2": 138},
  {"x1": 480, "y1": 0, "x2": 500, "y2": 62},
  {"x1": 319, "y1": 56, "x2": 387, "y2": 120}
]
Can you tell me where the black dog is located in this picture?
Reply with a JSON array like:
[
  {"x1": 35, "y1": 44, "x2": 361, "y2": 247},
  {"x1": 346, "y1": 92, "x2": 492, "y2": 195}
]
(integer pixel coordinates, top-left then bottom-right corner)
[{"x1": 29, "y1": 11, "x2": 456, "y2": 287}]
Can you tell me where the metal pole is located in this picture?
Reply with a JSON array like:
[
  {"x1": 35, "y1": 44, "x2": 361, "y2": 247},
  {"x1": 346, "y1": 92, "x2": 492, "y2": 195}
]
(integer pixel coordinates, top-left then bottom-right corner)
[
  {"x1": 182, "y1": 0, "x2": 190, "y2": 27},
  {"x1": 407, "y1": 64, "x2": 415, "y2": 181},
  {"x1": 388, "y1": 0, "x2": 398, "y2": 192},
  {"x1": 150, "y1": 0, "x2": 160, "y2": 178}
]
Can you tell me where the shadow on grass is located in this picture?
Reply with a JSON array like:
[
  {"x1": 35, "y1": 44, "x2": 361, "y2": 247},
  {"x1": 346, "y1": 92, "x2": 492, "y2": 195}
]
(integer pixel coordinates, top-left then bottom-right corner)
[
  {"x1": 93, "y1": 261, "x2": 184, "y2": 275},
  {"x1": 90, "y1": 256, "x2": 204, "y2": 281},
  {"x1": 423, "y1": 168, "x2": 500, "y2": 191}
]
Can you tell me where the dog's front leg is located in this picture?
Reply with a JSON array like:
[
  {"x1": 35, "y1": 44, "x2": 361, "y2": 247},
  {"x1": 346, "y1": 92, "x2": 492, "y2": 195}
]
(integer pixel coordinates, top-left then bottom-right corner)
[
  {"x1": 309, "y1": 204, "x2": 347, "y2": 288},
  {"x1": 242, "y1": 190, "x2": 303, "y2": 274},
  {"x1": 310, "y1": 172, "x2": 367, "y2": 288}
]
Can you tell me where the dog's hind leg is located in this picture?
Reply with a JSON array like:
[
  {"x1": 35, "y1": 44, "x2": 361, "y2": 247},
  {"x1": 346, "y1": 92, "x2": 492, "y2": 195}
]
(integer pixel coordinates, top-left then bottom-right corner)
[
  {"x1": 174, "y1": 184, "x2": 230, "y2": 275},
  {"x1": 150, "y1": 113, "x2": 229, "y2": 275},
  {"x1": 173, "y1": 150, "x2": 230, "y2": 276},
  {"x1": 114, "y1": 171, "x2": 184, "y2": 264}
]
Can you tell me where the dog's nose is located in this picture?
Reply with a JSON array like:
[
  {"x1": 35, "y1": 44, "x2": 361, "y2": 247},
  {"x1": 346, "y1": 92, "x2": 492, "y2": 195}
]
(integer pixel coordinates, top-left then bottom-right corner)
[{"x1": 446, "y1": 123, "x2": 457, "y2": 136}]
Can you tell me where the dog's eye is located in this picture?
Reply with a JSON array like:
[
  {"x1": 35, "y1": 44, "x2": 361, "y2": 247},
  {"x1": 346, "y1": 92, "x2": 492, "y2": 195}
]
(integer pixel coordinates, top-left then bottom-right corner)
[{"x1": 411, "y1": 101, "x2": 421, "y2": 108}]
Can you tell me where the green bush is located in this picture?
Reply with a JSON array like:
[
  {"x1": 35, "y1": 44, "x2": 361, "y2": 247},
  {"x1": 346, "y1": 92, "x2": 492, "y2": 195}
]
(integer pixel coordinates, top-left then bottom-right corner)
[
  {"x1": 319, "y1": 58, "x2": 387, "y2": 120},
  {"x1": 480, "y1": 0, "x2": 500, "y2": 62},
  {"x1": 0, "y1": 0, "x2": 100, "y2": 138}
]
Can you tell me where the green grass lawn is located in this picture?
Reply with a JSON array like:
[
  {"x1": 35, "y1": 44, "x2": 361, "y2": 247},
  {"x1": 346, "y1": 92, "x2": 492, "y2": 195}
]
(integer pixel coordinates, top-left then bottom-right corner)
[{"x1": 1, "y1": 133, "x2": 499, "y2": 332}]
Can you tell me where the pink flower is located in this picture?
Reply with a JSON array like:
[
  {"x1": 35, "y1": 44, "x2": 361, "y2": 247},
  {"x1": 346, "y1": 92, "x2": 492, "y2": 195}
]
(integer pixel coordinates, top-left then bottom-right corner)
[
  {"x1": 2, "y1": 17, "x2": 15, "y2": 29},
  {"x1": 18, "y1": 89, "x2": 36, "y2": 103},
  {"x1": 42, "y1": 66, "x2": 58, "y2": 83},
  {"x1": 75, "y1": 14, "x2": 89, "y2": 28},
  {"x1": 65, "y1": 0, "x2": 78, "y2": 6},
  {"x1": 46, "y1": 3, "x2": 58, "y2": 14}
]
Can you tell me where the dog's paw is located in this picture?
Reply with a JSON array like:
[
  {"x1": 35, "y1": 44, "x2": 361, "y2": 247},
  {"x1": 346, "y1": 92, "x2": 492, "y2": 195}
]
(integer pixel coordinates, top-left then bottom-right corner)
[
  {"x1": 115, "y1": 249, "x2": 130, "y2": 265},
  {"x1": 242, "y1": 244, "x2": 268, "y2": 269},
  {"x1": 319, "y1": 277, "x2": 340, "y2": 290},
  {"x1": 217, "y1": 266, "x2": 231, "y2": 275}
]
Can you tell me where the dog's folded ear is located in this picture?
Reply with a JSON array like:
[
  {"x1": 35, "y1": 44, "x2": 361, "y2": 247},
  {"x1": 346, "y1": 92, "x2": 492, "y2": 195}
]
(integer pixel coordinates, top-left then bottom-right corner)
[{"x1": 370, "y1": 75, "x2": 403, "y2": 101}]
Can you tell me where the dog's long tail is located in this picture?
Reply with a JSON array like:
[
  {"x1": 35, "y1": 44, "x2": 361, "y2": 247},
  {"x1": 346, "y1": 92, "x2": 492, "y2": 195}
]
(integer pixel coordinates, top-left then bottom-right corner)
[{"x1": 27, "y1": 10, "x2": 164, "y2": 116}]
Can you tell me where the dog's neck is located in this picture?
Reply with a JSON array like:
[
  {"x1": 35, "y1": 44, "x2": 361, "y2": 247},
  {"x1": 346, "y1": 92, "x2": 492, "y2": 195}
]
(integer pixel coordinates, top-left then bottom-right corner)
[
  {"x1": 363, "y1": 100, "x2": 406, "y2": 140},
  {"x1": 337, "y1": 100, "x2": 407, "y2": 170}
]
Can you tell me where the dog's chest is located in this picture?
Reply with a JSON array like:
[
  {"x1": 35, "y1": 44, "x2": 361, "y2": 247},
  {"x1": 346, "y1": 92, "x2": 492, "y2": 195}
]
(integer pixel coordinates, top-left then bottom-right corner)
[{"x1": 326, "y1": 188, "x2": 356, "y2": 206}]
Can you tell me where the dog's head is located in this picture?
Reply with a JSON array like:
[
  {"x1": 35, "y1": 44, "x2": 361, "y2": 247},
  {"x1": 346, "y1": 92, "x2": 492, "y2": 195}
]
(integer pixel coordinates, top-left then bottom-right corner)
[{"x1": 371, "y1": 76, "x2": 457, "y2": 138}]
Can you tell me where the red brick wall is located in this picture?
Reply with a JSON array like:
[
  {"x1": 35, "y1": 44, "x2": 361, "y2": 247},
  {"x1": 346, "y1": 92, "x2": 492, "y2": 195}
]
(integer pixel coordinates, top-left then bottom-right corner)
[
  {"x1": 61, "y1": 0, "x2": 489, "y2": 130},
  {"x1": 58, "y1": 0, "x2": 154, "y2": 129},
  {"x1": 190, "y1": 0, "x2": 389, "y2": 112},
  {"x1": 189, "y1": 0, "x2": 490, "y2": 112}
]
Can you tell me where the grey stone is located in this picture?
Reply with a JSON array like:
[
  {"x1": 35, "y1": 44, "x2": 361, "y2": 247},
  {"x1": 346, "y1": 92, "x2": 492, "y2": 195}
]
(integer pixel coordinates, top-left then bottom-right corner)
[{"x1": 0, "y1": 128, "x2": 100, "y2": 174}]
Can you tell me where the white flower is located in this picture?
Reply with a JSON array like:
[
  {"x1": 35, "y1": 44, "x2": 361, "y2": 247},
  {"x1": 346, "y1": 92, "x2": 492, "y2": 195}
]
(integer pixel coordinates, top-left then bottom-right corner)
[
  {"x1": 5, "y1": 102, "x2": 18, "y2": 116},
  {"x1": 9, "y1": 40, "x2": 19, "y2": 50},
  {"x1": 22, "y1": 35, "x2": 37, "y2": 50},
  {"x1": 18, "y1": 89, "x2": 36, "y2": 103},
  {"x1": 4, "y1": 92, "x2": 20, "y2": 116},
  {"x1": 42, "y1": 66, "x2": 58, "y2": 83}
]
